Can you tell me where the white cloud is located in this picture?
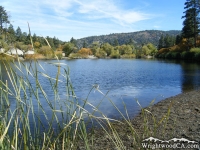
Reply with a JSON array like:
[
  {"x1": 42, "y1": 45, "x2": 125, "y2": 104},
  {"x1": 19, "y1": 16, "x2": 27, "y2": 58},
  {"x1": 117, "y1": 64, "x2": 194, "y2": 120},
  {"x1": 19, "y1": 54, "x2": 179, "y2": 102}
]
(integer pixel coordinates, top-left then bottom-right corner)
[
  {"x1": 73, "y1": 0, "x2": 151, "y2": 25},
  {"x1": 1, "y1": 0, "x2": 155, "y2": 41}
]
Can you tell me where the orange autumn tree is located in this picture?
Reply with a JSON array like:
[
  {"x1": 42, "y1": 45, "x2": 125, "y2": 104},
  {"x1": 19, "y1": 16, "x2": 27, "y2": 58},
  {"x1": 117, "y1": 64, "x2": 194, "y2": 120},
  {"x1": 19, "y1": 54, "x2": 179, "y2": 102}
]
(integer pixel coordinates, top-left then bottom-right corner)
[{"x1": 78, "y1": 48, "x2": 93, "y2": 56}]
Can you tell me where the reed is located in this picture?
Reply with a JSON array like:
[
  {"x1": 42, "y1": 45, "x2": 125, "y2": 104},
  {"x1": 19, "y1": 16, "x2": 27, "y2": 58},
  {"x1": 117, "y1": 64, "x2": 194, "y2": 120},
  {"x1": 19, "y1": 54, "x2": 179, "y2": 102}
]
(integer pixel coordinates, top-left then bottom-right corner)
[
  {"x1": 0, "y1": 58, "x2": 174, "y2": 149},
  {"x1": 0, "y1": 28, "x2": 172, "y2": 149}
]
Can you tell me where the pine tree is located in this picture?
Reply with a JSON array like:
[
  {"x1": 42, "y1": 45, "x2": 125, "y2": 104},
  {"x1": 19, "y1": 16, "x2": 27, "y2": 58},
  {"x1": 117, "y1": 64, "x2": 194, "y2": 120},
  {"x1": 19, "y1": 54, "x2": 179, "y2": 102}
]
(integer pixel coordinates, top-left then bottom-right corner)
[
  {"x1": 15, "y1": 26, "x2": 22, "y2": 41},
  {"x1": 7, "y1": 24, "x2": 16, "y2": 43},
  {"x1": 0, "y1": 6, "x2": 9, "y2": 33},
  {"x1": 158, "y1": 34, "x2": 164, "y2": 49},
  {"x1": 182, "y1": 0, "x2": 200, "y2": 47}
]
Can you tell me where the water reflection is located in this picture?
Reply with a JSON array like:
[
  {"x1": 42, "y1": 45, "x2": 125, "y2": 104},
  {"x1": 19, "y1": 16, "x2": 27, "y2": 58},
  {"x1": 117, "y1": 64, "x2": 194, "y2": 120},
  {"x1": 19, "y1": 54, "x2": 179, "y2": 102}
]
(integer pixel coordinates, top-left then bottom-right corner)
[
  {"x1": 1, "y1": 59, "x2": 200, "y2": 120},
  {"x1": 180, "y1": 61, "x2": 200, "y2": 92}
]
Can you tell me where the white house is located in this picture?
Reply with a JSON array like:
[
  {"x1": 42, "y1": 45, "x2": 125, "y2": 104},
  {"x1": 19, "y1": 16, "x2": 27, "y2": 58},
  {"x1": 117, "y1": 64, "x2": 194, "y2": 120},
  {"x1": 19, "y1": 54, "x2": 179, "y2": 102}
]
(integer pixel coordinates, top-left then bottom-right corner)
[
  {"x1": 7, "y1": 48, "x2": 23, "y2": 55},
  {"x1": 25, "y1": 50, "x2": 35, "y2": 54}
]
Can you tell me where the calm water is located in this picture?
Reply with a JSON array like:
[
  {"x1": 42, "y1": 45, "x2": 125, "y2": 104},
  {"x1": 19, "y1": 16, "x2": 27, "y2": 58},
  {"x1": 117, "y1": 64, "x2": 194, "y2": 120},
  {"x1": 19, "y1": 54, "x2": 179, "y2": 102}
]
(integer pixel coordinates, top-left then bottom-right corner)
[{"x1": 2, "y1": 59, "x2": 200, "y2": 119}]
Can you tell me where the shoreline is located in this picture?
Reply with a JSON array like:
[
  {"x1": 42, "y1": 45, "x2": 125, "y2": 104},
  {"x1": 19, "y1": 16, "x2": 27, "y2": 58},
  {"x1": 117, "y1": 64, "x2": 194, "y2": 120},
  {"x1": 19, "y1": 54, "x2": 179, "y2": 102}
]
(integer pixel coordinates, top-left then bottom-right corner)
[{"x1": 78, "y1": 89, "x2": 200, "y2": 149}]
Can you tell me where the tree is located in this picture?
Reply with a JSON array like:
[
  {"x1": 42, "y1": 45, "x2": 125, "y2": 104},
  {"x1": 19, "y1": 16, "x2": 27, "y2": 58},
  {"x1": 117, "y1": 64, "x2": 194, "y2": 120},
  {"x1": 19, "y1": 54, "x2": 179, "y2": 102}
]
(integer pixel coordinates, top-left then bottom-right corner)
[
  {"x1": 53, "y1": 36, "x2": 60, "y2": 48},
  {"x1": 127, "y1": 38, "x2": 134, "y2": 45},
  {"x1": 62, "y1": 42, "x2": 76, "y2": 56},
  {"x1": 0, "y1": 6, "x2": 9, "y2": 33},
  {"x1": 175, "y1": 35, "x2": 182, "y2": 45},
  {"x1": 142, "y1": 45, "x2": 150, "y2": 55},
  {"x1": 101, "y1": 43, "x2": 113, "y2": 56},
  {"x1": 7, "y1": 24, "x2": 15, "y2": 43},
  {"x1": 182, "y1": 0, "x2": 200, "y2": 47},
  {"x1": 82, "y1": 40, "x2": 88, "y2": 48},
  {"x1": 158, "y1": 34, "x2": 164, "y2": 49},
  {"x1": 146, "y1": 43, "x2": 157, "y2": 56},
  {"x1": 78, "y1": 48, "x2": 92, "y2": 56},
  {"x1": 70, "y1": 37, "x2": 77, "y2": 46},
  {"x1": 90, "y1": 41, "x2": 100, "y2": 55},
  {"x1": 34, "y1": 41, "x2": 41, "y2": 48},
  {"x1": 15, "y1": 26, "x2": 22, "y2": 41},
  {"x1": 112, "y1": 39, "x2": 119, "y2": 46},
  {"x1": 32, "y1": 33, "x2": 37, "y2": 43},
  {"x1": 21, "y1": 32, "x2": 28, "y2": 43},
  {"x1": 24, "y1": 33, "x2": 30, "y2": 45},
  {"x1": 46, "y1": 36, "x2": 54, "y2": 48}
]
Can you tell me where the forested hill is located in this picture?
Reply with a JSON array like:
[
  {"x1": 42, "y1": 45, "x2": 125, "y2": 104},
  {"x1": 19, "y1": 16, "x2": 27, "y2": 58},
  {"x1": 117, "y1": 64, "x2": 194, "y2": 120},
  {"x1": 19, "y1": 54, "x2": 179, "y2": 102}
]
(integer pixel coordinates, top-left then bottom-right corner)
[{"x1": 76, "y1": 30, "x2": 181, "y2": 47}]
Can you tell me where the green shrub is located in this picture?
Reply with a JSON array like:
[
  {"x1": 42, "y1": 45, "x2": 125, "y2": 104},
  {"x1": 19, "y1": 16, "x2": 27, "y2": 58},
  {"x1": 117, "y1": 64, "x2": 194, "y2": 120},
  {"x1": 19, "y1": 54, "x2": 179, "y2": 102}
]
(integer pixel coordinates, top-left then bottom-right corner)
[
  {"x1": 38, "y1": 46, "x2": 54, "y2": 58},
  {"x1": 190, "y1": 47, "x2": 200, "y2": 53},
  {"x1": 171, "y1": 52, "x2": 181, "y2": 59},
  {"x1": 181, "y1": 51, "x2": 195, "y2": 60},
  {"x1": 194, "y1": 52, "x2": 200, "y2": 61},
  {"x1": 156, "y1": 53, "x2": 166, "y2": 58},
  {"x1": 165, "y1": 52, "x2": 172, "y2": 59},
  {"x1": 56, "y1": 53, "x2": 63, "y2": 59},
  {"x1": 110, "y1": 53, "x2": 120, "y2": 58},
  {"x1": 121, "y1": 54, "x2": 136, "y2": 58}
]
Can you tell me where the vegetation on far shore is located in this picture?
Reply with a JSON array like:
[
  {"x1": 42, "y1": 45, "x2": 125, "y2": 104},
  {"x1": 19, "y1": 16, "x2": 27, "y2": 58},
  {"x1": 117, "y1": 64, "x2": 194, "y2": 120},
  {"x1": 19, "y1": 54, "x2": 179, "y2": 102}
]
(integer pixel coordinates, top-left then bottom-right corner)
[{"x1": 1, "y1": 1, "x2": 200, "y2": 61}]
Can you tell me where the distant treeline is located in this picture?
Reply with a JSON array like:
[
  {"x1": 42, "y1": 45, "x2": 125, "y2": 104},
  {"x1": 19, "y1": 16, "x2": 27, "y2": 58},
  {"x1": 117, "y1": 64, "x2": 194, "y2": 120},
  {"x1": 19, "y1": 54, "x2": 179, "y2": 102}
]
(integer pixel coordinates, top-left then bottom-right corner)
[{"x1": 75, "y1": 30, "x2": 181, "y2": 49}]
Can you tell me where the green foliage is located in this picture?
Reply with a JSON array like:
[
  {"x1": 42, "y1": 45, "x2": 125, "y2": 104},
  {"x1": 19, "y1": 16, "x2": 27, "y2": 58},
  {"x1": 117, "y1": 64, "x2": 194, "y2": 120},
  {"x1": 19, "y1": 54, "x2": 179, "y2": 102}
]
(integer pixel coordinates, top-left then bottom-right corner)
[
  {"x1": 7, "y1": 24, "x2": 16, "y2": 43},
  {"x1": 181, "y1": 51, "x2": 195, "y2": 59},
  {"x1": 175, "y1": 35, "x2": 182, "y2": 45},
  {"x1": 110, "y1": 49, "x2": 120, "y2": 58},
  {"x1": 147, "y1": 43, "x2": 157, "y2": 55},
  {"x1": 55, "y1": 53, "x2": 63, "y2": 59},
  {"x1": 0, "y1": 6, "x2": 9, "y2": 33},
  {"x1": 90, "y1": 41, "x2": 100, "y2": 55},
  {"x1": 165, "y1": 52, "x2": 181, "y2": 59},
  {"x1": 142, "y1": 45, "x2": 150, "y2": 55},
  {"x1": 95, "y1": 49, "x2": 107, "y2": 58},
  {"x1": 182, "y1": 0, "x2": 200, "y2": 47},
  {"x1": 194, "y1": 52, "x2": 200, "y2": 61},
  {"x1": 112, "y1": 39, "x2": 119, "y2": 46},
  {"x1": 82, "y1": 40, "x2": 88, "y2": 48},
  {"x1": 190, "y1": 47, "x2": 200, "y2": 53},
  {"x1": 0, "y1": 40, "x2": 8, "y2": 50},
  {"x1": 171, "y1": 52, "x2": 181, "y2": 59},
  {"x1": 101, "y1": 43, "x2": 113, "y2": 56},
  {"x1": 15, "y1": 26, "x2": 23, "y2": 41},
  {"x1": 158, "y1": 34, "x2": 176, "y2": 49},
  {"x1": 62, "y1": 42, "x2": 76, "y2": 56},
  {"x1": 38, "y1": 46, "x2": 54, "y2": 57},
  {"x1": 76, "y1": 30, "x2": 180, "y2": 49},
  {"x1": 116, "y1": 44, "x2": 133, "y2": 55}
]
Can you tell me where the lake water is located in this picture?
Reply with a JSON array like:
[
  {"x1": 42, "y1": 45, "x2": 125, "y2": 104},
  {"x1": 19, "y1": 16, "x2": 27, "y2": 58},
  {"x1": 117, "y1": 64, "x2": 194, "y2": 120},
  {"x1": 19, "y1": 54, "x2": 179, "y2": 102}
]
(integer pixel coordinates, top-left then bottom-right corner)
[{"x1": 1, "y1": 59, "x2": 200, "y2": 119}]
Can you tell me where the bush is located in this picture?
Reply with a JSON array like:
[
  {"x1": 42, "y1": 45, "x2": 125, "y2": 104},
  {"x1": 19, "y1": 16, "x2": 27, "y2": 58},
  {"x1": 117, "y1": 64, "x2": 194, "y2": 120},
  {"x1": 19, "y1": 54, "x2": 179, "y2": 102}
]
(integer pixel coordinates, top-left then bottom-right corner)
[
  {"x1": 121, "y1": 54, "x2": 136, "y2": 58},
  {"x1": 38, "y1": 46, "x2": 54, "y2": 58},
  {"x1": 194, "y1": 52, "x2": 200, "y2": 61},
  {"x1": 171, "y1": 52, "x2": 181, "y2": 59},
  {"x1": 55, "y1": 51, "x2": 63, "y2": 59},
  {"x1": 190, "y1": 47, "x2": 200, "y2": 53},
  {"x1": 110, "y1": 53, "x2": 120, "y2": 58},
  {"x1": 156, "y1": 53, "x2": 166, "y2": 58},
  {"x1": 181, "y1": 51, "x2": 195, "y2": 60},
  {"x1": 165, "y1": 52, "x2": 172, "y2": 59}
]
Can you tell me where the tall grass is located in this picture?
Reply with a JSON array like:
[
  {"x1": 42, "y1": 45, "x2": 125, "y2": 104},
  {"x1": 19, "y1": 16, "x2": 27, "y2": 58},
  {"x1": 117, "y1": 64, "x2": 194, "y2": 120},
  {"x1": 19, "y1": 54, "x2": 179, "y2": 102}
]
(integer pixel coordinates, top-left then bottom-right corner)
[
  {"x1": 0, "y1": 28, "x2": 173, "y2": 149},
  {"x1": 0, "y1": 58, "x2": 174, "y2": 149},
  {"x1": 0, "y1": 58, "x2": 84, "y2": 149}
]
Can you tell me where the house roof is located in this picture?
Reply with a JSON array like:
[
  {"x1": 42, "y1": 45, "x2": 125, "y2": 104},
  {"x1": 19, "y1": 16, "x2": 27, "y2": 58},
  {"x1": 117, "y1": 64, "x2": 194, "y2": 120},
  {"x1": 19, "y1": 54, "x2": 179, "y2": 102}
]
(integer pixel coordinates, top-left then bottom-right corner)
[{"x1": 7, "y1": 48, "x2": 23, "y2": 55}]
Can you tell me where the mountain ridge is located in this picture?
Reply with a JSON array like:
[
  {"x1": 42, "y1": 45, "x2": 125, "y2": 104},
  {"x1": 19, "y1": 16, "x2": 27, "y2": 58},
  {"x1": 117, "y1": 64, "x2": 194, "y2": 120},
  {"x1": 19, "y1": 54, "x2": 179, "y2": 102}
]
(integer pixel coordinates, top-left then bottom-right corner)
[{"x1": 76, "y1": 30, "x2": 181, "y2": 47}]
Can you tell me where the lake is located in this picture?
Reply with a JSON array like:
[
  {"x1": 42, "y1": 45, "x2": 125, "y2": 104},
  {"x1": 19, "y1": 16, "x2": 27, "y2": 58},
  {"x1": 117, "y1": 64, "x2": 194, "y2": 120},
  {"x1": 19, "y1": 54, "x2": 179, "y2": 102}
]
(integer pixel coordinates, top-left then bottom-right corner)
[{"x1": 1, "y1": 59, "x2": 200, "y2": 120}]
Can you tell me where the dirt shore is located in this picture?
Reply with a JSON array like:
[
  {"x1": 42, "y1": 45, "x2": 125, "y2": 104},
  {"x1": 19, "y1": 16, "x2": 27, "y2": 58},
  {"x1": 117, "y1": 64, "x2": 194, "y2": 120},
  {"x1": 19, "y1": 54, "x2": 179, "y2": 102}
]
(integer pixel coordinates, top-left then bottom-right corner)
[{"x1": 78, "y1": 90, "x2": 200, "y2": 149}]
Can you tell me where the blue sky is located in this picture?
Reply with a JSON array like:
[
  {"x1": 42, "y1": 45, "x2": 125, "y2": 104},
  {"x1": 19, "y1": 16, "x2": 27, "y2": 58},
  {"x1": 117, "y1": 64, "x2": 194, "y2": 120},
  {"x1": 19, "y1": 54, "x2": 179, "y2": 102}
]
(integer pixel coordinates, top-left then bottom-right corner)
[{"x1": 1, "y1": 0, "x2": 185, "y2": 41}]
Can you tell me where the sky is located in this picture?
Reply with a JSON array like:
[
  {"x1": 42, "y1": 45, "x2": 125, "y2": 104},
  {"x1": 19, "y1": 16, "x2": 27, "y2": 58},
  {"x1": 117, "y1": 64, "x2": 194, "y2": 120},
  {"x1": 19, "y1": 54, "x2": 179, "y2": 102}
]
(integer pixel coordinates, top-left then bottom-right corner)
[{"x1": 1, "y1": 0, "x2": 185, "y2": 41}]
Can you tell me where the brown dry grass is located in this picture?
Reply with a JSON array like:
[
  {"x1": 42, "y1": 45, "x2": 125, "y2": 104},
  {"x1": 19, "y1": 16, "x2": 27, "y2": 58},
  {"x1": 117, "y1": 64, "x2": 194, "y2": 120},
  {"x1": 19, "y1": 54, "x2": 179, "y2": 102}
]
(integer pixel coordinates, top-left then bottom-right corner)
[{"x1": 24, "y1": 54, "x2": 46, "y2": 60}]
